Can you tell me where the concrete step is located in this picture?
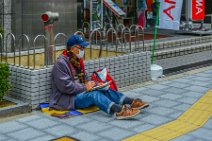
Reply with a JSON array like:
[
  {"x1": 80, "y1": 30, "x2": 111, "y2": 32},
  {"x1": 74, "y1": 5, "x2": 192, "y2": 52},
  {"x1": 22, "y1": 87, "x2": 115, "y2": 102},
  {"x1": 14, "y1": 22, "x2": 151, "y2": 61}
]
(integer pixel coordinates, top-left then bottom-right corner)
[
  {"x1": 0, "y1": 96, "x2": 31, "y2": 119},
  {"x1": 144, "y1": 35, "x2": 212, "y2": 52}
]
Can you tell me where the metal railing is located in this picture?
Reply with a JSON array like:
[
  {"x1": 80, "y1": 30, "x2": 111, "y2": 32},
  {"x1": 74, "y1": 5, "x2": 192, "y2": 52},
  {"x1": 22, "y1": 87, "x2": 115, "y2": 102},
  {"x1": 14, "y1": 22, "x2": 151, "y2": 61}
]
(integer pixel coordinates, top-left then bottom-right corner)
[{"x1": 0, "y1": 25, "x2": 145, "y2": 69}]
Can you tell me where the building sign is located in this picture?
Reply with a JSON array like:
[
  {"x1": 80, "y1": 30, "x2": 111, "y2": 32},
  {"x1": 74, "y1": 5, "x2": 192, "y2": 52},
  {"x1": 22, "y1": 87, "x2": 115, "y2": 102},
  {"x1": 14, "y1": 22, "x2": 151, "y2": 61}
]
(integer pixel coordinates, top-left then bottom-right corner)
[
  {"x1": 192, "y1": 0, "x2": 205, "y2": 20},
  {"x1": 103, "y1": 0, "x2": 126, "y2": 17},
  {"x1": 159, "y1": 0, "x2": 183, "y2": 30}
]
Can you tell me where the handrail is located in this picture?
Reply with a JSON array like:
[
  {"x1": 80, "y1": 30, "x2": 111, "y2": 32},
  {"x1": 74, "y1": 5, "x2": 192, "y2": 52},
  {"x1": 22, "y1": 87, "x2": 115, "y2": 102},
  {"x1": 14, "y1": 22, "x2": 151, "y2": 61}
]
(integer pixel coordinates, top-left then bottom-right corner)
[
  {"x1": 122, "y1": 27, "x2": 131, "y2": 52},
  {"x1": 136, "y1": 25, "x2": 145, "y2": 51},
  {"x1": 0, "y1": 33, "x2": 3, "y2": 62},
  {"x1": 5, "y1": 33, "x2": 15, "y2": 63},
  {"x1": 33, "y1": 35, "x2": 48, "y2": 69},
  {"x1": 17, "y1": 34, "x2": 30, "y2": 67},
  {"x1": 106, "y1": 28, "x2": 118, "y2": 56},
  {"x1": 89, "y1": 29, "x2": 102, "y2": 59},
  {"x1": 54, "y1": 33, "x2": 67, "y2": 61}
]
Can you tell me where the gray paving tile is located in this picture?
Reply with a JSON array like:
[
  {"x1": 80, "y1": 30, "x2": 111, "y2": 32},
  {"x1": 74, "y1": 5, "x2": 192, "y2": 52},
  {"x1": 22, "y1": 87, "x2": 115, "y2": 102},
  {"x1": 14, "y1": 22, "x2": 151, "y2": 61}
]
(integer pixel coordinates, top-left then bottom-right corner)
[
  {"x1": 0, "y1": 121, "x2": 27, "y2": 133},
  {"x1": 191, "y1": 76, "x2": 211, "y2": 82},
  {"x1": 177, "y1": 97, "x2": 198, "y2": 105},
  {"x1": 77, "y1": 120, "x2": 113, "y2": 133},
  {"x1": 25, "y1": 118, "x2": 59, "y2": 129},
  {"x1": 97, "y1": 139, "x2": 113, "y2": 141},
  {"x1": 45, "y1": 125, "x2": 76, "y2": 137},
  {"x1": 138, "y1": 95, "x2": 159, "y2": 103},
  {"x1": 0, "y1": 134, "x2": 8, "y2": 141},
  {"x1": 17, "y1": 115, "x2": 42, "y2": 122},
  {"x1": 29, "y1": 135, "x2": 55, "y2": 141},
  {"x1": 109, "y1": 119, "x2": 144, "y2": 129},
  {"x1": 171, "y1": 135, "x2": 193, "y2": 141},
  {"x1": 203, "y1": 69, "x2": 212, "y2": 74},
  {"x1": 88, "y1": 111, "x2": 113, "y2": 122},
  {"x1": 174, "y1": 78, "x2": 192, "y2": 83},
  {"x1": 194, "y1": 72, "x2": 212, "y2": 78},
  {"x1": 147, "y1": 106, "x2": 175, "y2": 116},
  {"x1": 203, "y1": 118, "x2": 212, "y2": 129},
  {"x1": 168, "y1": 111, "x2": 183, "y2": 119},
  {"x1": 183, "y1": 75, "x2": 196, "y2": 79},
  {"x1": 145, "y1": 84, "x2": 170, "y2": 90},
  {"x1": 7, "y1": 128, "x2": 44, "y2": 141},
  {"x1": 163, "y1": 87, "x2": 188, "y2": 94},
  {"x1": 173, "y1": 103, "x2": 191, "y2": 111},
  {"x1": 188, "y1": 139, "x2": 207, "y2": 141},
  {"x1": 122, "y1": 91, "x2": 140, "y2": 98},
  {"x1": 185, "y1": 86, "x2": 209, "y2": 93},
  {"x1": 131, "y1": 87, "x2": 148, "y2": 93},
  {"x1": 135, "y1": 110, "x2": 151, "y2": 119},
  {"x1": 160, "y1": 81, "x2": 173, "y2": 85},
  {"x1": 160, "y1": 93, "x2": 182, "y2": 100},
  {"x1": 167, "y1": 82, "x2": 191, "y2": 88},
  {"x1": 98, "y1": 127, "x2": 135, "y2": 140},
  {"x1": 189, "y1": 128, "x2": 212, "y2": 141},
  {"x1": 61, "y1": 116, "x2": 92, "y2": 126},
  {"x1": 5, "y1": 139, "x2": 17, "y2": 141},
  {"x1": 132, "y1": 123, "x2": 155, "y2": 133},
  {"x1": 182, "y1": 91, "x2": 203, "y2": 98},
  {"x1": 189, "y1": 81, "x2": 212, "y2": 87},
  {"x1": 141, "y1": 115, "x2": 172, "y2": 125},
  {"x1": 71, "y1": 131, "x2": 101, "y2": 141},
  {"x1": 138, "y1": 89, "x2": 164, "y2": 96},
  {"x1": 152, "y1": 100, "x2": 179, "y2": 108},
  {"x1": 205, "y1": 84, "x2": 212, "y2": 88}
]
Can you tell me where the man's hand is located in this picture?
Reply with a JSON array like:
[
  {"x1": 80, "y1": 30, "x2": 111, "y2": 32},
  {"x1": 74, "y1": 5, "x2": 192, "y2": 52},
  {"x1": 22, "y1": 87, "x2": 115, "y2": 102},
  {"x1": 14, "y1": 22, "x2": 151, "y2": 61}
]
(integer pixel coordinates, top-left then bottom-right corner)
[
  {"x1": 85, "y1": 81, "x2": 96, "y2": 91},
  {"x1": 97, "y1": 81, "x2": 112, "y2": 86}
]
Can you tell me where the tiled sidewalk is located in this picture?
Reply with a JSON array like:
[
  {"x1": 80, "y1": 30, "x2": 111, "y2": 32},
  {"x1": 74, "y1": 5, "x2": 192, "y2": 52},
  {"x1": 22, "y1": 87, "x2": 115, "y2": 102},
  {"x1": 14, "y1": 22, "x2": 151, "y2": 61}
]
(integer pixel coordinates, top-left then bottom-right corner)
[{"x1": 0, "y1": 68, "x2": 212, "y2": 141}]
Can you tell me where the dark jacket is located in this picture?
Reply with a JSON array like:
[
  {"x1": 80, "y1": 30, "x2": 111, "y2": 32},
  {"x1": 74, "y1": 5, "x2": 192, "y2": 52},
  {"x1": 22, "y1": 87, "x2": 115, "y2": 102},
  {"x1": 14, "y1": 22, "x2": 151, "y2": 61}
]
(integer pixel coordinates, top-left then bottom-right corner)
[{"x1": 49, "y1": 54, "x2": 88, "y2": 110}]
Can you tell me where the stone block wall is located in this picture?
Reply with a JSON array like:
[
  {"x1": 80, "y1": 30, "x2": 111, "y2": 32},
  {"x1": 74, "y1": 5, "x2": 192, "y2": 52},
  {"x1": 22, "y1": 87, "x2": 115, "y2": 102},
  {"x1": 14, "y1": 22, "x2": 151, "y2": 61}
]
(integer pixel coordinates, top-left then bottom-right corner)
[{"x1": 8, "y1": 52, "x2": 151, "y2": 108}]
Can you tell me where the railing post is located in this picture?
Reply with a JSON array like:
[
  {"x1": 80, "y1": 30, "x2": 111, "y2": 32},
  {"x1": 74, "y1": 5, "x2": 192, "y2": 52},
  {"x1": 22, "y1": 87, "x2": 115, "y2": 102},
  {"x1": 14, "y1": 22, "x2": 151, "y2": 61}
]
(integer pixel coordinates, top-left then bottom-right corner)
[
  {"x1": 5, "y1": 33, "x2": 15, "y2": 64},
  {"x1": 33, "y1": 35, "x2": 48, "y2": 69},
  {"x1": 0, "y1": 33, "x2": 3, "y2": 62},
  {"x1": 54, "y1": 33, "x2": 67, "y2": 62},
  {"x1": 17, "y1": 34, "x2": 30, "y2": 67},
  {"x1": 41, "y1": 11, "x2": 59, "y2": 66}
]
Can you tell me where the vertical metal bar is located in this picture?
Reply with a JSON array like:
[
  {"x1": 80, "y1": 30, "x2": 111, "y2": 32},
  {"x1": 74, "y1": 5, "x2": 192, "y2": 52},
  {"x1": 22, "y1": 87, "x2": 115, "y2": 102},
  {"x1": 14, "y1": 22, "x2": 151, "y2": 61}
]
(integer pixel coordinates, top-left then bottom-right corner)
[
  {"x1": 17, "y1": 34, "x2": 30, "y2": 67},
  {"x1": 54, "y1": 33, "x2": 67, "y2": 63},
  {"x1": 33, "y1": 35, "x2": 47, "y2": 69},
  {"x1": 90, "y1": 29, "x2": 101, "y2": 59},
  {"x1": 90, "y1": 0, "x2": 93, "y2": 31},
  {"x1": 101, "y1": 0, "x2": 103, "y2": 28},
  {"x1": 211, "y1": 14, "x2": 212, "y2": 29},
  {"x1": 5, "y1": 33, "x2": 15, "y2": 64},
  {"x1": 0, "y1": 33, "x2": 2, "y2": 62}
]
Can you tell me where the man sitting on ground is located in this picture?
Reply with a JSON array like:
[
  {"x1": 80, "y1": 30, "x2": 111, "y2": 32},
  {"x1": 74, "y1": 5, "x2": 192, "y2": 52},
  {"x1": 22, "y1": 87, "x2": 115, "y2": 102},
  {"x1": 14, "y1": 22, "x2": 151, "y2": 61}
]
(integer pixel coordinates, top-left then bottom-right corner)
[{"x1": 49, "y1": 34, "x2": 149, "y2": 119}]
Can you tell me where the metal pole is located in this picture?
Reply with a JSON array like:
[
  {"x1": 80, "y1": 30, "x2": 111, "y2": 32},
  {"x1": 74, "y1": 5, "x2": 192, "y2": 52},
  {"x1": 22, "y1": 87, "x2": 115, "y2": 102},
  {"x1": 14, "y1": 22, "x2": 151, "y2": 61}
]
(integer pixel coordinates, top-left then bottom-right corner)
[
  {"x1": 151, "y1": 3, "x2": 160, "y2": 64},
  {"x1": 101, "y1": 0, "x2": 103, "y2": 28},
  {"x1": 90, "y1": 0, "x2": 93, "y2": 30},
  {"x1": 211, "y1": 14, "x2": 212, "y2": 29}
]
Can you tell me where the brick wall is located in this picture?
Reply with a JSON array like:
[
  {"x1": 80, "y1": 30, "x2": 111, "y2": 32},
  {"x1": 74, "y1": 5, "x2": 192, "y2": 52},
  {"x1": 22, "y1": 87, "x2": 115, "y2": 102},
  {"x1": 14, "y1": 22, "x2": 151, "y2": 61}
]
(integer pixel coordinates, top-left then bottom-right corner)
[{"x1": 8, "y1": 52, "x2": 151, "y2": 108}]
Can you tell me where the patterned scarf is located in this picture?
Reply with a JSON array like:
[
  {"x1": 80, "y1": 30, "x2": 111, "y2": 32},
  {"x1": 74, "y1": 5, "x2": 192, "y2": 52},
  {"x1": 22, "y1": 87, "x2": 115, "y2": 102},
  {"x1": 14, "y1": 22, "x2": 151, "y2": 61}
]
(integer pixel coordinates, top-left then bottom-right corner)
[{"x1": 62, "y1": 50, "x2": 87, "y2": 84}]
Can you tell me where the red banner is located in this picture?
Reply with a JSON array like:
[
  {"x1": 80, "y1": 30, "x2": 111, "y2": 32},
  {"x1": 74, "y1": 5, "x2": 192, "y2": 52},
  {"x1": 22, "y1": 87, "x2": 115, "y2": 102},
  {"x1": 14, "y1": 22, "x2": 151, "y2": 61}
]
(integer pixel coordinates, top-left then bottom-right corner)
[{"x1": 192, "y1": 0, "x2": 205, "y2": 20}]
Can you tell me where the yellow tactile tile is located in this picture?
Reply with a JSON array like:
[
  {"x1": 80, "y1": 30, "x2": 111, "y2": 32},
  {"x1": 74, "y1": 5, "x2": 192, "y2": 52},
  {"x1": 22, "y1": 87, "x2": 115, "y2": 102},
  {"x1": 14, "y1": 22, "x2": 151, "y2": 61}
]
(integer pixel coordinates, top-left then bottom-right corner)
[
  {"x1": 124, "y1": 134, "x2": 159, "y2": 141},
  {"x1": 123, "y1": 89, "x2": 212, "y2": 141},
  {"x1": 76, "y1": 106, "x2": 99, "y2": 114}
]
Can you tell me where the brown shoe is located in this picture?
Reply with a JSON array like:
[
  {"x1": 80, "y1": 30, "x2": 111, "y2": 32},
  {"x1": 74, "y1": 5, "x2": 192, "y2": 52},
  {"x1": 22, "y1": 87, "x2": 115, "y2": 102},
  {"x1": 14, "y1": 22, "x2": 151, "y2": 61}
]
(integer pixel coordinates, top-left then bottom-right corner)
[
  {"x1": 131, "y1": 99, "x2": 149, "y2": 109},
  {"x1": 116, "y1": 104, "x2": 140, "y2": 120}
]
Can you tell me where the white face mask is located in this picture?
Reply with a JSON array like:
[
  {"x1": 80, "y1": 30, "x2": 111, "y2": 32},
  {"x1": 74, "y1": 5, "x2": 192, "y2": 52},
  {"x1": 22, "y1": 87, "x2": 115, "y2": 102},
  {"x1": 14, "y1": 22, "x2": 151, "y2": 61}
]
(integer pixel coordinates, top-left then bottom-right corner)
[{"x1": 76, "y1": 49, "x2": 84, "y2": 59}]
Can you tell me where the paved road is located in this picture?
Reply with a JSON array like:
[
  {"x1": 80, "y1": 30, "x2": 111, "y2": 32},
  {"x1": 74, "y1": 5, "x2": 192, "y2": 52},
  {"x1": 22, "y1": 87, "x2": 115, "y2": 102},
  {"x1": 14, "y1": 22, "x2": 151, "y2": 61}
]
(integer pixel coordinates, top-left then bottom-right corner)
[{"x1": 0, "y1": 67, "x2": 212, "y2": 141}]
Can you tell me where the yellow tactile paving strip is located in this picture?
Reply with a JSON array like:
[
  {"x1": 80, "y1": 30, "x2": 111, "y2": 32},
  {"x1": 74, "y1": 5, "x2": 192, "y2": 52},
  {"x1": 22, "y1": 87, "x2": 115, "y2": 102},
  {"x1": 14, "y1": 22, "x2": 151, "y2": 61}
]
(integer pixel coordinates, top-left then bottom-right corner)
[{"x1": 123, "y1": 89, "x2": 212, "y2": 141}]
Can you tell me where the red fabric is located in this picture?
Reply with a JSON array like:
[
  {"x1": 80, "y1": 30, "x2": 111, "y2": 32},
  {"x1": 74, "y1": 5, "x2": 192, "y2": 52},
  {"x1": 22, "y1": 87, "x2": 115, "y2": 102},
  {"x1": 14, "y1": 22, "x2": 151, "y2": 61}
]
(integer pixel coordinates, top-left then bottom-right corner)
[
  {"x1": 138, "y1": 10, "x2": 146, "y2": 28},
  {"x1": 62, "y1": 50, "x2": 86, "y2": 83},
  {"x1": 146, "y1": 0, "x2": 153, "y2": 11},
  {"x1": 91, "y1": 68, "x2": 118, "y2": 91}
]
